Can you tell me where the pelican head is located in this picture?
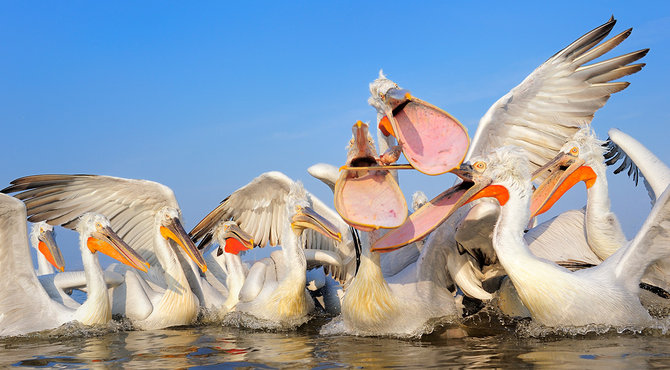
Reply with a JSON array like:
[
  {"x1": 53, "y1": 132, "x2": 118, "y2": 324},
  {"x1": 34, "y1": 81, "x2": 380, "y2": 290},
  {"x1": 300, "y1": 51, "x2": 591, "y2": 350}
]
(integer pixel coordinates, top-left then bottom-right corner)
[
  {"x1": 157, "y1": 207, "x2": 208, "y2": 272},
  {"x1": 345, "y1": 121, "x2": 378, "y2": 167},
  {"x1": 411, "y1": 191, "x2": 428, "y2": 213},
  {"x1": 335, "y1": 121, "x2": 408, "y2": 231},
  {"x1": 530, "y1": 128, "x2": 600, "y2": 217},
  {"x1": 30, "y1": 221, "x2": 65, "y2": 272},
  {"x1": 290, "y1": 204, "x2": 342, "y2": 242},
  {"x1": 284, "y1": 181, "x2": 341, "y2": 241},
  {"x1": 433, "y1": 146, "x2": 529, "y2": 214},
  {"x1": 368, "y1": 71, "x2": 411, "y2": 139},
  {"x1": 212, "y1": 221, "x2": 254, "y2": 256},
  {"x1": 77, "y1": 213, "x2": 150, "y2": 272},
  {"x1": 368, "y1": 70, "x2": 408, "y2": 115}
]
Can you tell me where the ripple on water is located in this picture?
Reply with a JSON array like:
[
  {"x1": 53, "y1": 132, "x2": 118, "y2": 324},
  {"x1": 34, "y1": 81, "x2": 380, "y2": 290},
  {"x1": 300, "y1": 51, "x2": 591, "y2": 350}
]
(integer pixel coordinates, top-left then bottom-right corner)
[{"x1": 0, "y1": 305, "x2": 669, "y2": 368}]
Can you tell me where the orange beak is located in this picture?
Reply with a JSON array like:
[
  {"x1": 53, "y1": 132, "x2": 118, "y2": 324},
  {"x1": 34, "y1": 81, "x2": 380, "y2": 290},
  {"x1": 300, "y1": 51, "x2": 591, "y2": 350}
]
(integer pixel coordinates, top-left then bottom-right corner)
[
  {"x1": 217, "y1": 222, "x2": 255, "y2": 256},
  {"x1": 371, "y1": 165, "x2": 508, "y2": 253},
  {"x1": 87, "y1": 225, "x2": 149, "y2": 272},
  {"x1": 161, "y1": 217, "x2": 207, "y2": 272},
  {"x1": 531, "y1": 154, "x2": 597, "y2": 217},
  {"x1": 38, "y1": 227, "x2": 65, "y2": 272},
  {"x1": 378, "y1": 116, "x2": 396, "y2": 138},
  {"x1": 291, "y1": 206, "x2": 342, "y2": 242},
  {"x1": 378, "y1": 87, "x2": 469, "y2": 176}
]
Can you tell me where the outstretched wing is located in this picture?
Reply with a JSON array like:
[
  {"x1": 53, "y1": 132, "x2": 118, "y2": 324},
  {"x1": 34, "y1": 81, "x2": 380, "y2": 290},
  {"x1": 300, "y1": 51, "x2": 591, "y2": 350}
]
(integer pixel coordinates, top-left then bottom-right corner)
[
  {"x1": 190, "y1": 171, "x2": 299, "y2": 249},
  {"x1": 604, "y1": 128, "x2": 670, "y2": 204},
  {"x1": 0, "y1": 194, "x2": 71, "y2": 336},
  {"x1": 2, "y1": 174, "x2": 178, "y2": 272},
  {"x1": 467, "y1": 17, "x2": 647, "y2": 177},
  {"x1": 614, "y1": 185, "x2": 670, "y2": 289},
  {"x1": 191, "y1": 170, "x2": 357, "y2": 283}
]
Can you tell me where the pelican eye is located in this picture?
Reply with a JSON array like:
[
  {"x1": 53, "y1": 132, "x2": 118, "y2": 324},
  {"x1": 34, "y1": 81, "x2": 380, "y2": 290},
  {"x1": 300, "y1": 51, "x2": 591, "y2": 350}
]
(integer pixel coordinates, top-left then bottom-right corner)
[
  {"x1": 473, "y1": 161, "x2": 486, "y2": 172},
  {"x1": 570, "y1": 147, "x2": 579, "y2": 156}
]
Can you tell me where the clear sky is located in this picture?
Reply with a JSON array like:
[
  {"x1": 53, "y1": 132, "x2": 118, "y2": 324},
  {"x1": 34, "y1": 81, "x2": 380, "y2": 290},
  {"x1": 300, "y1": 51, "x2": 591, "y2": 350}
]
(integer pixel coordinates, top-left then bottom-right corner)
[{"x1": 1, "y1": 2, "x2": 669, "y2": 270}]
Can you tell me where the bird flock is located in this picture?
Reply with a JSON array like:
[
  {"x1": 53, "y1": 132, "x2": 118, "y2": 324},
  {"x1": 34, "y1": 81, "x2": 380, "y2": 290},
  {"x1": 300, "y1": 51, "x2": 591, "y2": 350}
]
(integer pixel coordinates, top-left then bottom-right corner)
[{"x1": 1, "y1": 17, "x2": 669, "y2": 338}]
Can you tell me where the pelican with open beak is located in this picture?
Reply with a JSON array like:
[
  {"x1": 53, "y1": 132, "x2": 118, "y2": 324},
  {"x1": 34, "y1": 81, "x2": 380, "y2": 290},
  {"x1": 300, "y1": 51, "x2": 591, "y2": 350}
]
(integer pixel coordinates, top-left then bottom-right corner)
[
  {"x1": 215, "y1": 221, "x2": 255, "y2": 256},
  {"x1": 401, "y1": 147, "x2": 670, "y2": 328},
  {"x1": 371, "y1": 157, "x2": 522, "y2": 253},
  {"x1": 373, "y1": 82, "x2": 469, "y2": 176},
  {"x1": 334, "y1": 121, "x2": 408, "y2": 231},
  {"x1": 369, "y1": 160, "x2": 504, "y2": 252}
]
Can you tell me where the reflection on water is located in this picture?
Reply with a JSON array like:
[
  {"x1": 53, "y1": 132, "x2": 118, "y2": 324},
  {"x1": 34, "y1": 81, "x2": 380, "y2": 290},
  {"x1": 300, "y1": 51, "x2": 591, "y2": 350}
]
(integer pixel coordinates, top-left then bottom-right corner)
[{"x1": 2, "y1": 315, "x2": 670, "y2": 368}]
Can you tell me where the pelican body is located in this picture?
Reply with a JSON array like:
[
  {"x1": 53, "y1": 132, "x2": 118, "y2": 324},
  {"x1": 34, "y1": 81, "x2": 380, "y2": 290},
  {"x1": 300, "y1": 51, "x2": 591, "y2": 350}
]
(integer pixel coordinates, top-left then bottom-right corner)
[{"x1": 0, "y1": 194, "x2": 148, "y2": 337}]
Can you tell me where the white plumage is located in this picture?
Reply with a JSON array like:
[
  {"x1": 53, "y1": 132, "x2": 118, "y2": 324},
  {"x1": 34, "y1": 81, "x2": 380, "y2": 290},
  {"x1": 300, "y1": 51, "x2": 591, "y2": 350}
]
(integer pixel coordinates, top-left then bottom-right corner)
[
  {"x1": 464, "y1": 147, "x2": 670, "y2": 327},
  {"x1": 0, "y1": 197, "x2": 142, "y2": 337},
  {"x1": 2, "y1": 175, "x2": 210, "y2": 330}
]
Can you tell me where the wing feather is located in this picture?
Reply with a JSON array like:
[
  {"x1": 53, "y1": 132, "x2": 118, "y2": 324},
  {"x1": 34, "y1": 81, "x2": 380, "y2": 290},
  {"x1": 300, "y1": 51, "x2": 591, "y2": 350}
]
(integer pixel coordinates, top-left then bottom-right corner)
[
  {"x1": 1, "y1": 174, "x2": 178, "y2": 270},
  {"x1": 467, "y1": 17, "x2": 647, "y2": 177},
  {"x1": 604, "y1": 128, "x2": 670, "y2": 204},
  {"x1": 189, "y1": 170, "x2": 357, "y2": 283}
]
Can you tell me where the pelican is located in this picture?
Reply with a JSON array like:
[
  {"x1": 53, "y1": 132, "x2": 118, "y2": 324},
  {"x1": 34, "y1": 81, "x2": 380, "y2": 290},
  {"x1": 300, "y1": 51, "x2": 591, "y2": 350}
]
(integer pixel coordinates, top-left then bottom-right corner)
[
  {"x1": 29, "y1": 221, "x2": 80, "y2": 309},
  {"x1": 189, "y1": 171, "x2": 343, "y2": 328},
  {"x1": 321, "y1": 122, "x2": 464, "y2": 337},
  {"x1": 189, "y1": 221, "x2": 254, "y2": 317},
  {"x1": 385, "y1": 147, "x2": 670, "y2": 327},
  {"x1": 308, "y1": 163, "x2": 439, "y2": 305},
  {"x1": 30, "y1": 221, "x2": 127, "y2": 310},
  {"x1": 31, "y1": 221, "x2": 64, "y2": 276},
  {"x1": 0, "y1": 193, "x2": 149, "y2": 337},
  {"x1": 526, "y1": 127, "x2": 670, "y2": 293},
  {"x1": 2, "y1": 174, "x2": 210, "y2": 330},
  {"x1": 369, "y1": 17, "x2": 647, "y2": 296}
]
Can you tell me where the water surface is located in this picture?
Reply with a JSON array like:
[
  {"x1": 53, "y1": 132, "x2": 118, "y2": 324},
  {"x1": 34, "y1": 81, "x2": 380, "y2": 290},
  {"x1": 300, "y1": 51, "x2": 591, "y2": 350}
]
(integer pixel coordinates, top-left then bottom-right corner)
[{"x1": 3, "y1": 315, "x2": 670, "y2": 368}]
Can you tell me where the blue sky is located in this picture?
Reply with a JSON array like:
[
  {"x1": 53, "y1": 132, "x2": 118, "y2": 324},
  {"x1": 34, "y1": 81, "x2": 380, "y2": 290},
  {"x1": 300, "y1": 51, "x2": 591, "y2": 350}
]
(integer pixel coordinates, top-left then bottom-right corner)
[{"x1": 1, "y1": 2, "x2": 669, "y2": 270}]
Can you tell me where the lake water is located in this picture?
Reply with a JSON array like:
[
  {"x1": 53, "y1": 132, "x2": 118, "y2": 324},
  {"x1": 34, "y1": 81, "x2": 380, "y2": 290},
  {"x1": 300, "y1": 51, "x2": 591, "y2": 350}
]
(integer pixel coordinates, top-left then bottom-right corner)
[{"x1": 4, "y1": 308, "x2": 670, "y2": 369}]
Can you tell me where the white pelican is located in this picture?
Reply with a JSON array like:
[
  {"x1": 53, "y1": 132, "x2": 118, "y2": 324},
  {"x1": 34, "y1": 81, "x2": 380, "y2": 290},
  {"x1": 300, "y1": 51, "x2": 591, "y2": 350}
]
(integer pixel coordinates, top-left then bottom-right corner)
[
  {"x1": 307, "y1": 162, "x2": 425, "y2": 317},
  {"x1": 189, "y1": 221, "x2": 254, "y2": 316},
  {"x1": 396, "y1": 146, "x2": 670, "y2": 327},
  {"x1": 320, "y1": 122, "x2": 464, "y2": 337},
  {"x1": 308, "y1": 162, "x2": 422, "y2": 279},
  {"x1": 30, "y1": 221, "x2": 64, "y2": 276},
  {"x1": 526, "y1": 127, "x2": 670, "y2": 293},
  {"x1": 0, "y1": 193, "x2": 149, "y2": 337},
  {"x1": 188, "y1": 171, "x2": 343, "y2": 328},
  {"x1": 370, "y1": 17, "x2": 648, "y2": 295},
  {"x1": 308, "y1": 163, "x2": 440, "y2": 309},
  {"x1": 2, "y1": 174, "x2": 210, "y2": 330},
  {"x1": 30, "y1": 221, "x2": 127, "y2": 310}
]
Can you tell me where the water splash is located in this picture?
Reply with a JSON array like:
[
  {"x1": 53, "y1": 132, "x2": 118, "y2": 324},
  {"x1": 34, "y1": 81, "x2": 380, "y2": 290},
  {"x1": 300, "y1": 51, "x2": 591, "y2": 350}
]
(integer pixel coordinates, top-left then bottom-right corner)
[
  {"x1": 319, "y1": 314, "x2": 461, "y2": 339},
  {"x1": 220, "y1": 311, "x2": 312, "y2": 331},
  {"x1": 1, "y1": 318, "x2": 134, "y2": 343},
  {"x1": 515, "y1": 316, "x2": 670, "y2": 338}
]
